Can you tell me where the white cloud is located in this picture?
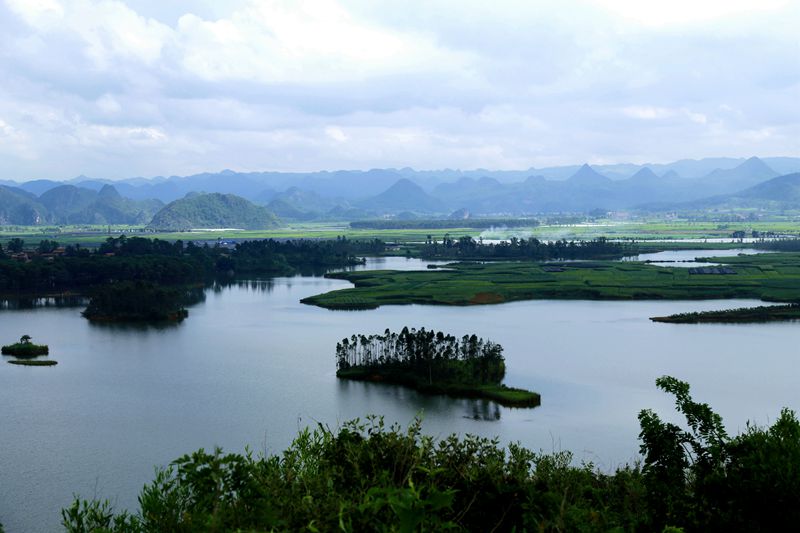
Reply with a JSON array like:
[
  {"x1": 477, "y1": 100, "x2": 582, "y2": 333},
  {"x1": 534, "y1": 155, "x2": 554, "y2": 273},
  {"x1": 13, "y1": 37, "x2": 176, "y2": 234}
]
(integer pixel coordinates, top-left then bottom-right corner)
[
  {"x1": 590, "y1": 0, "x2": 790, "y2": 27},
  {"x1": 622, "y1": 106, "x2": 675, "y2": 120},
  {"x1": 174, "y1": 0, "x2": 468, "y2": 83},
  {"x1": 0, "y1": 0, "x2": 797, "y2": 179},
  {"x1": 324, "y1": 126, "x2": 348, "y2": 142}
]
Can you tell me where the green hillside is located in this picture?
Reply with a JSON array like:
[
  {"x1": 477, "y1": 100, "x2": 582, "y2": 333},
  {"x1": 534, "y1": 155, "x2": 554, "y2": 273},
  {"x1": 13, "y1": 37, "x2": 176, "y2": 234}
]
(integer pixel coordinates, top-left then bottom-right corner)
[{"x1": 148, "y1": 192, "x2": 281, "y2": 230}]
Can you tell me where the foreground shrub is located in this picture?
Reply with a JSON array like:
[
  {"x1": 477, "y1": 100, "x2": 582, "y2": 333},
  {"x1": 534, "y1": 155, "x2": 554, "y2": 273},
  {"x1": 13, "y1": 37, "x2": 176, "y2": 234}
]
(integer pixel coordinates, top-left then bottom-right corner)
[{"x1": 63, "y1": 376, "x2": 800, "y2": 532}]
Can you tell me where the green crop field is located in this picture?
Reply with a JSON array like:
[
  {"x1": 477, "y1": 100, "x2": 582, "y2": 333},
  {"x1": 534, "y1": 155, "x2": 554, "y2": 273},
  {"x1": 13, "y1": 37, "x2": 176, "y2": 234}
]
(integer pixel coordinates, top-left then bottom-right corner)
[
  {"x1": 2, "y1": 218, "x2": 799, "y2": 248},
  {"x1": 301, "y1": 252, "x2": 800, "y2": 310}
]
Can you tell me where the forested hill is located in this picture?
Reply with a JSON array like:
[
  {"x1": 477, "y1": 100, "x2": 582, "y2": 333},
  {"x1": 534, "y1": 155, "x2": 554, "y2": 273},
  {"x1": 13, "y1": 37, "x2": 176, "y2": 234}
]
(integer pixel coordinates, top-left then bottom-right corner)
[
  {"x1": 147, "y1": 192, "x2": 280, "y2": 230},
  {"x1": 0, "y1": 183, "x2": 162, "y2": 225}
]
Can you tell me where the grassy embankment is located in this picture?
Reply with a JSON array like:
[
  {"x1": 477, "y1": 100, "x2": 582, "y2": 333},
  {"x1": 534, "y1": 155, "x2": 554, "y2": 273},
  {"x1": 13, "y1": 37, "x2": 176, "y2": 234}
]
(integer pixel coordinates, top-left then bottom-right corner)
[
  {"x1": 8, "y1": 359, "x2": 57, "y2": 366},
  {"x1": 337, "y1": 367, "x2": 540, "y2": 408},
  {"x1": 302, "y1": 252, "x2": 800, "y2": 310}
]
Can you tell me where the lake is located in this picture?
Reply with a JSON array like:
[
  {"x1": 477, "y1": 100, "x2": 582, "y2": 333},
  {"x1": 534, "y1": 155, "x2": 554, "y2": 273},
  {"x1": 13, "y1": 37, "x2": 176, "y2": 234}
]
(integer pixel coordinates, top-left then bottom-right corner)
[{"x1": 1, "y1": 256, "x2": 799, "y2": 531}]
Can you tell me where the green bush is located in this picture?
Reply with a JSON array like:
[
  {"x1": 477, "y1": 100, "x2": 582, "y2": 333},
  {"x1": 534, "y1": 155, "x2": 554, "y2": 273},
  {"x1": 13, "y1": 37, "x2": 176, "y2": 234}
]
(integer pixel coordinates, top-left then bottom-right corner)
[{"x1": 62, "y1": 377, "x2": 800, "y2": 532}]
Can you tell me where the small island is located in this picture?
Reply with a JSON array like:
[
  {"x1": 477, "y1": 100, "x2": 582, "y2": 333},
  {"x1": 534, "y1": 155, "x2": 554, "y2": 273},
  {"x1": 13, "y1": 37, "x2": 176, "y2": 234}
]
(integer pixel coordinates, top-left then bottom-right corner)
[
  {"x1": 82, "y1": 281, "x2": 190, "y2": 322},
  {"x1": 336, "y1": 327, "x2": 540, "y2": 407},
  {"x1": 651, "y1": 304, "x2": 800, "y2": 324},
  {"x1": 8, "y1": 359, "x2": 58, "y2": 366},
  {"x1": 1, "y1": 335, "x2": 49, "y2": 357}
]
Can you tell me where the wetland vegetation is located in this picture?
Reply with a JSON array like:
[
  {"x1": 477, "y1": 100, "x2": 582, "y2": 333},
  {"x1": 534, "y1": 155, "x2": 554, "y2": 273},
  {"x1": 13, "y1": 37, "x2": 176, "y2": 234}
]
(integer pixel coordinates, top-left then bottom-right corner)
[
  {"x1": 336, "y1": 327, "x2": 540, "y2": 407},
  {"x1": 303, "y1": 253, "x2": 800, "y2": 311}
]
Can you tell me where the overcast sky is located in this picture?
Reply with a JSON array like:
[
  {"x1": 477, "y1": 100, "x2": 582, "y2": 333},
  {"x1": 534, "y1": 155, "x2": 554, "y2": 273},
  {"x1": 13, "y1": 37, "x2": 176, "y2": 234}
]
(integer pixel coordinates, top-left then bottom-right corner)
[{"x1": 0, "y1": 0, "x2": 798, "y2": 180}]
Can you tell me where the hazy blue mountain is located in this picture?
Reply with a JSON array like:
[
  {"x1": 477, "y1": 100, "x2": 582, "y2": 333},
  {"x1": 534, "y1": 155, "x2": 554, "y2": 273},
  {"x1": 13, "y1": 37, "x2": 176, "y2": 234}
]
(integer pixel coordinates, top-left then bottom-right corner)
[
  {"x1": 433, "y1": 176, "x2": 503, "y2": 208},
  {"x1": 702, "y1": 157, "x2": 777, "y2": 188},
  {"x1": 628, "y1": 167, "x2": 660, "y2": 181},
  {"x1": 39, "y1": 185, "x2": 98, "y2": 218},
  {"x1": 6, "y1": 155, "x2": 799, "y2": 219},
  {"x1": 735, "y1": 172, "x2": 800, "y2": 203},
  {"x1": 18, "y1": 179, "x2": 63, "y2": 196},
  {"x1": 567, "y1": 164, "x2": 612, "y2": 186},
  {"x1": 762, "y1": 157, "x2": 800, "y2": 176},
  {"x1": 359, "y1": 178, "x2": 445, "y2": 213},
  {"x1": 647, "y1": 172, "x2": 800, "y2": 212},
  {"x1": 148, "y1": 193, "x2": 280, "y2": 230},
  {"x1": 270, "y1": 187, "x2": 342, "y2": 213},
  {"x1": 37, "y1": 184, "x2": 163, "y2": 224},
  {"x1": 661, "y1": 170, "x2": 681, "y2": 180},
  {"x1": 253, "y1": 188, "x2": 278, "y2": 205},
  {"x1": 266, "y1": 199, "x2": 317, "y2": 221},
  {"x1": 0, "y1": 185, "x2": 50, "y2": 224}
]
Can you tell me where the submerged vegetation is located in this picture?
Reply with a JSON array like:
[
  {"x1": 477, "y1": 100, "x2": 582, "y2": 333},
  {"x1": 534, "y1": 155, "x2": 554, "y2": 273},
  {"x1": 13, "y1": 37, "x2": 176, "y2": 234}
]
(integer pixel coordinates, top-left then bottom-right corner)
[
  {"x1": 1, "y1": 335, "x2": 49, "y2": 356},
  {"x1": 304, "y1": 253, "x2": 800, "y2": 310},
  {"x1": 62, "y1": 377, "x2": 800, "y2": 532},
  {"x1": 651, "y1": 303, "x2": 800, "y2": 323},
  {"x1": 336, "y1": 327, "x2": 539, "y2": 407}
]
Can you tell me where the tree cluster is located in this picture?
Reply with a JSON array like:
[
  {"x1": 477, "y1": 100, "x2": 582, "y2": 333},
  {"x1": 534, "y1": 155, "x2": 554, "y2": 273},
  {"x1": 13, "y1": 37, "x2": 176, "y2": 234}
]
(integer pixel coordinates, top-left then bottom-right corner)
[
  {"x1": 336, "y1": 327, "x2": 505, "y2": 385},
  {"x1": 419, "y1": 236, "x2": 632, "y2": 260},
  {"x1": 0, "y1": 235, "x2": 380, "y2": 293}
]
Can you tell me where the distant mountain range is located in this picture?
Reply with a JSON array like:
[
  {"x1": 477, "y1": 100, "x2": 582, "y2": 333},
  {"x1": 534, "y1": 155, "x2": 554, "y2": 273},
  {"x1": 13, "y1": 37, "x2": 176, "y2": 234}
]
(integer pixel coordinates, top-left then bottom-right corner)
[
  {"x1": 0, "y1": 183, "x2": 162, "y2": 225},
  {"x1": 2, "y1": 156, "x2": 800, "y2": 224},
  {"x1": 675, "y1": 172, "x2": 800, "y2": 211}
]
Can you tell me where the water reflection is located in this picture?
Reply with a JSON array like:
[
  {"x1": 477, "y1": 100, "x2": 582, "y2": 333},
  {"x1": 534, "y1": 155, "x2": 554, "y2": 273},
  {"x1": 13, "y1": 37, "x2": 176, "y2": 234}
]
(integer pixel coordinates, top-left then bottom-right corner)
[
  {"x1": 337, "y1": 379, "x2": 503, "y2": 421},
  {"x1": 215, "y1": 278, "x2": 277, "y2": 294},
  {"x1": 0, "y1": 295, "x2": 88, "y2": 310}
]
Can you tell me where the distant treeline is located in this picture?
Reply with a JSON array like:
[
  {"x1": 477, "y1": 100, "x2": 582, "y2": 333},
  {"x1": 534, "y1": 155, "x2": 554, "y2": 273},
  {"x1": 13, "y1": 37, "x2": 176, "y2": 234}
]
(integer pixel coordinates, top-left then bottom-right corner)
[
  {"x1": 419, "y1": 236, "x2": 633, "y2": 260},
  {"x1": 0, "y1": 235, "x2": 380, "y2": 293},
  {"x1": 755, "y1": 238, "x2": 800, "y2": 252},
  {"x1": 336, "y1": 327, "x2": 505, "y2": 385},
  {"x1": 652, "y1": 303, "x2": 800, "y2": 323},
  {"x1": 350, "y1": 218, "x2": 539, "y2": 230}
]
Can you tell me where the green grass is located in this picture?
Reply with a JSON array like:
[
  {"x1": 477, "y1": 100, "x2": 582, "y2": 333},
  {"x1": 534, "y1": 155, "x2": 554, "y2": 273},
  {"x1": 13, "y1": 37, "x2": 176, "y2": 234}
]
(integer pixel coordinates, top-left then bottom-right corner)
[
  {"x1": 302, "y1": 253, "x2": 800, "y2": 310},
  {"x1": 7, "y1": 359, "x2": 57, "y2": 366}
]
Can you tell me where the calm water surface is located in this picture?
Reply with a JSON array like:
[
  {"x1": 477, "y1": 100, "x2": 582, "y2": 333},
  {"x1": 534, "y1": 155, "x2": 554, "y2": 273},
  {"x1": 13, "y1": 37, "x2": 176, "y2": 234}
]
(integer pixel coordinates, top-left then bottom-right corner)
[{"x1": 1, "y1": 257, "x2": 799, "y2": 531}]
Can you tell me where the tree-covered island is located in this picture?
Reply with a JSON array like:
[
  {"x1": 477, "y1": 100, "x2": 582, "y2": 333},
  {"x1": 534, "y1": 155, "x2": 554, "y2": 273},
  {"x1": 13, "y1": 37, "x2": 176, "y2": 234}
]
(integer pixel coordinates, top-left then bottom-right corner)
[
  {"x1": 651, "y1": 303, "x2": 800, "y2": 323},
  {"x1": 336, "y1": 327, "x2": 540, "y2": 407},
  {"x1": 81, "y1": 281, "x2": 195, "y2": 322},
  {"x1": 1, "y1": 335, "x2": 49, "y2": 356}
]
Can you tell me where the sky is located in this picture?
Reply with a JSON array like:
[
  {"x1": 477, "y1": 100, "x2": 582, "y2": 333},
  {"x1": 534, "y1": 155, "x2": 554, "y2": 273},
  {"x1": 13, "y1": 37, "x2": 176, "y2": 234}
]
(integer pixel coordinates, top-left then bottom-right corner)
[{"x1": 0, "y1": 0, "x2": 798, "y2": 180}]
